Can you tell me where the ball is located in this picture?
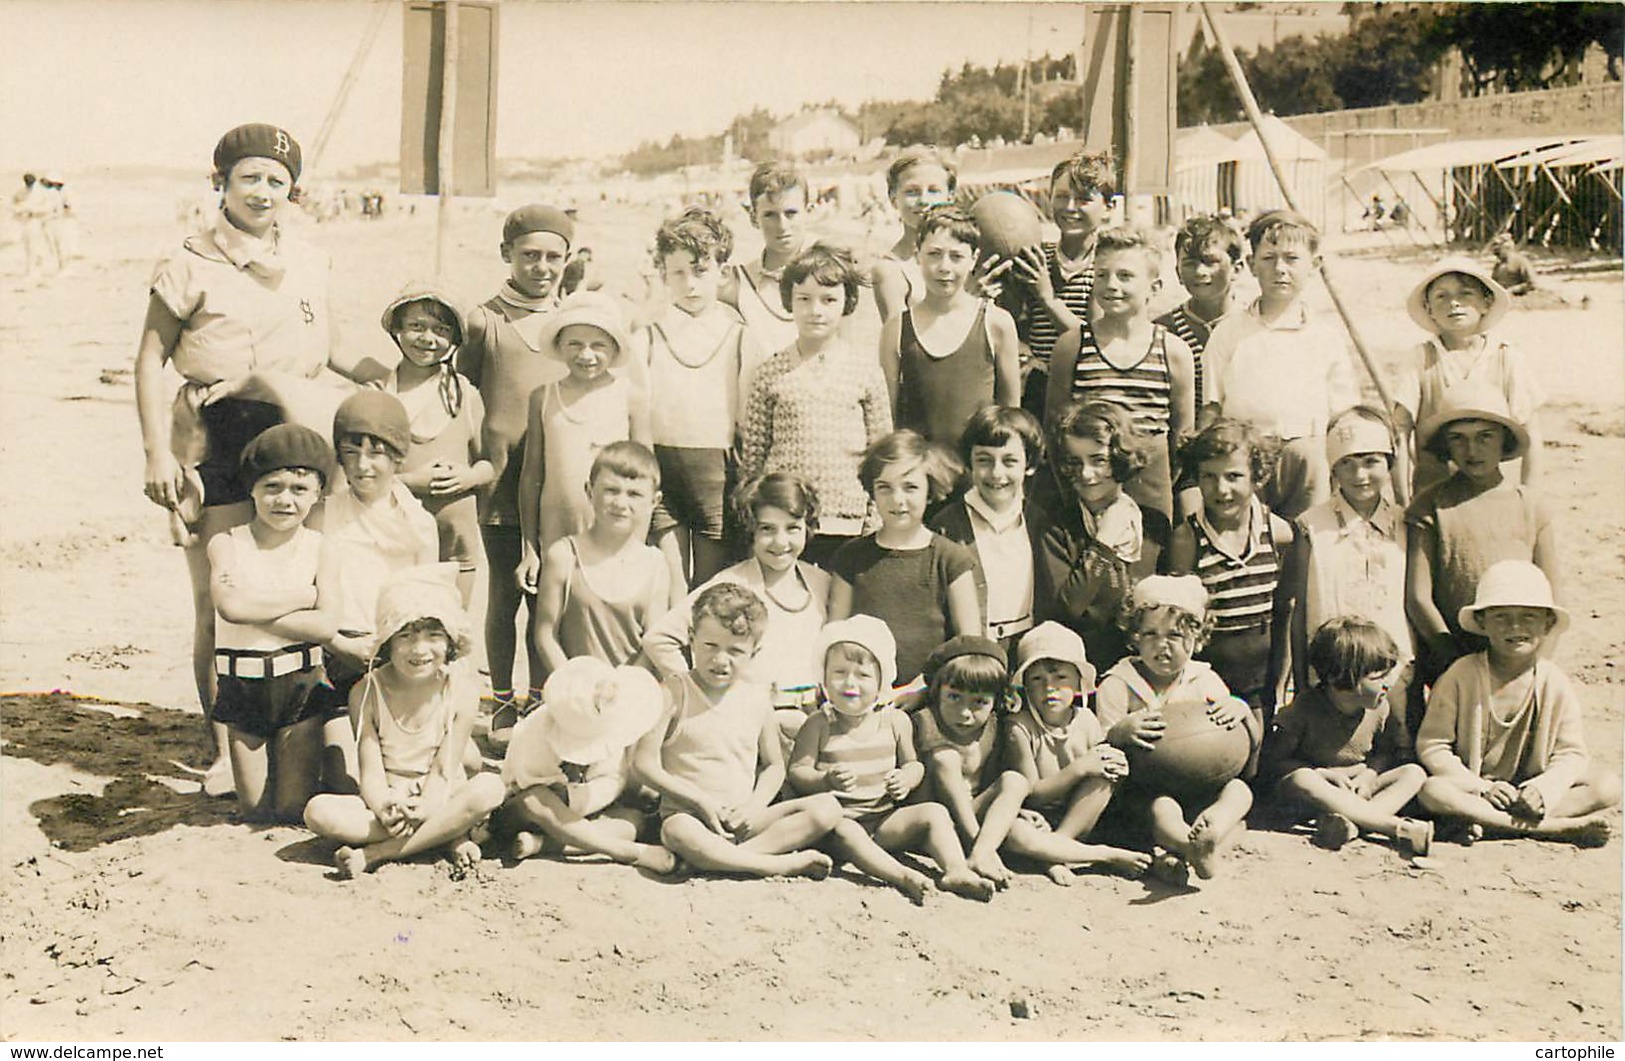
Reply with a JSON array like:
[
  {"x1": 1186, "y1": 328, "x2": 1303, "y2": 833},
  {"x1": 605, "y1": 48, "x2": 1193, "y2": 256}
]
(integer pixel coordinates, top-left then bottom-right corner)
[
  {"x1": 1128, "y1": 696, "x2": 1254, "y2": 799},
  {"x1": 970, "y1": 191, "x2": 1044, "y2": 260}
]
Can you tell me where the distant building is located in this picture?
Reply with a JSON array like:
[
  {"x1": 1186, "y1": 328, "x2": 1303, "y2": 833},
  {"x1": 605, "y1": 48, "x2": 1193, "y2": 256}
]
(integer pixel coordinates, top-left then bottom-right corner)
[{"x1": 769, "y1": 109, "x2": 861, "y2": 160}]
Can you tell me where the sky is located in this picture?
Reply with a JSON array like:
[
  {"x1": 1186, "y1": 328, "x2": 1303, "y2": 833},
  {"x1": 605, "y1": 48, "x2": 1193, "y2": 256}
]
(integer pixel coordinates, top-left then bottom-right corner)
[{"x1": 0, "y1": 0, "x2": 1100, "y2": 173}]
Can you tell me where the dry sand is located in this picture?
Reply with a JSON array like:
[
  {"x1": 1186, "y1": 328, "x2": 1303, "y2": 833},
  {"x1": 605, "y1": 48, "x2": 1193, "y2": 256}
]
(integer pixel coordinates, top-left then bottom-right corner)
[{"x1": 1, "y1": 184, "x2": 1620, "y2": 1041}]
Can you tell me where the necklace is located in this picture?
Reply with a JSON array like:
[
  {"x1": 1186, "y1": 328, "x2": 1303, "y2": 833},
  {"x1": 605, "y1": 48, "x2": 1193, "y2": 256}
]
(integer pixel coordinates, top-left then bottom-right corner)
[{"x1": 760, "y1": 565, "x2": 812, "y2": 613}]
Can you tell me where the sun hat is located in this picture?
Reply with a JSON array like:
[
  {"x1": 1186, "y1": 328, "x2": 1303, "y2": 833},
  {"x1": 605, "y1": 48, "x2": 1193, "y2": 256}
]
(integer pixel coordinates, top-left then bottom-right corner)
[
  {"x1": 213, "y1": 123, "x2": 302, "y2": 183},
  {"x1": 1406, "y1": 257, "x2": 1509, "y2": 335},
  {"x1": 238, "y1": 423, "x2": 333, "y2": 489},
  {"x1": 1458, "y1": 560, "x2": 1569, "y2": 637},
  {"x1": 1131, "y1": 575, "x2": 1210, "y2": 620},
  {"x1": 369, "y1": 563, "x2": 474, "y2": 661},
  {"x1": 1415, "y1": 381, "x2": 1529, "y2": 461},
  {"x1": 502, "y1": 204, "x2": 575, "y2": 248},
  {"x1": 380, "y1": 280, "x2": 466, "y2": 348},
  {"x1": 533, "y1": 656, "x2": 663, "y2": 765},
  {"x1": 818, "y1": 615, "x2": 898, "y2": 694},
  {"x1": 1010, "y1": 622, "x2": 1095, "y2": 693},
  {"x1": 1325, "y1": 407, "x2": 1395, "y2": 467},
  {"x1": 333, "y1": 389, "x2": 411, "y2": 458},
  {"x1": 535, "y1": 290, "x2": 632, "y2": 366},
  {"x1": 922, "y1": 635, "x2": 1007, "y2": 685}
]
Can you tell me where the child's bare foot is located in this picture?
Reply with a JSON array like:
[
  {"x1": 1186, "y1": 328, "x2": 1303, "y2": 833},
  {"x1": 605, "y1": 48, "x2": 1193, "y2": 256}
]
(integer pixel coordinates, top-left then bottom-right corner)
[
  {"x1": 1555, "y1": 814, "x2": 1612, "y2": 848},
  {"x1": 897, "y1": 869, "x2": 934, "y2": 905},
  {"x1": 633, "y1": 844, "x2": 679, "y2": 874},
  {"x1": 968, "y1": 851, "x2": 1011, "y2": 889},
  {"x1": 450, "y1": 839, "x2": 482, "y2": 870},
  {"x1": 785, "y1": 850, "x2": 835, "y2": 880},
  {"x1": 1148, "y1": 850, "x2": 1189, "y2": 887},
  {"x1": 334, "y1": 846, "x2": 366, "y2": 879},
  {"x1": 512, "y1": 831, "x2": 545, "y2": 860},
  {"x1": 1095, "y1": 848, "x2": 1153, "y2": 878},
  {"x1": 1395, "y1": 818, "x2": 1433, "y2": 858},
  {"x1": 1314, "y1": 812, "x2": 1359, "y2": 851},
  {"x1": 1046, "y1": 864, "x2": 1076, "y2": 887},
  {"x1": 1188, "y1": 817, "x2": 1222, "y2": 879},
  {"x1": 940, "y1": 868, "x2": 996, "y2": 902}
]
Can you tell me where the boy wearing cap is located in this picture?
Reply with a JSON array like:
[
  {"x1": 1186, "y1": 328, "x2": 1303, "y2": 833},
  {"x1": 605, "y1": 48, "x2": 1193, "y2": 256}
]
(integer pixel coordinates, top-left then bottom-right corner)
[
  {"x1": 1291, "y1": 405, "x2": 1414, "y2": 728},
  {"x1": 1398, "y1": 257, "x2": 1543, "y2": 492},
  {"x1": 497, "y1": 656, "x2": 676, "y2": 872},
  {"x1": 135, "y1": 123, "x2": 343, "y2": 796},
  {"x1": 1405, "y1": 382, "x2": 1561, "y2": 689},
  {"x1": 1201, "y1": 211, "x2": 1361, "y2": 519},
  {"x1": 456, "y1": 204, "x2": 577, "y2": 718},
  {"x1": 1417, "y1": 561, "x2": 1618, "y2": 846},
  {"x1": 206, "y1": 424, "x2": 336, "y2": 820}
]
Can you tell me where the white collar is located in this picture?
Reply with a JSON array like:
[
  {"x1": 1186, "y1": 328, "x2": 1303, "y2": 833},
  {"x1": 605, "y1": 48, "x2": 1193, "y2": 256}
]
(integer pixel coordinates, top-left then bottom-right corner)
[{"x1": 963, "y1": 490, "x2": 1025, "y2": 534}]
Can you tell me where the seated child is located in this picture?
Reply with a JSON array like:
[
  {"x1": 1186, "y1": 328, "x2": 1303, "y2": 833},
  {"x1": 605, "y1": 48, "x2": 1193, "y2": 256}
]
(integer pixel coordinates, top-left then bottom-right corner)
[
  {"x1": 303, "y1": 565, "x2": 506, "y2": 877},
  {"x1": 633, "y1": 584, "x2": 843, "y2": 879},
  {"x1": 1399, "y1": 258, "x2": 1544, "y2": 493},
  {"x1": 534, "y1": 441, "x2": 680, "y2": 674},
  {"x1": 1405, "y1": 382, "x2": 1560, "y2": 689},
  {"x1": 789, "y1": 617, "x2": 996, "y2": 903},
  {"x1": 827, "y1": 430, "x2": 981, "y2": 686},
  {"x1": 1417, "y1": 561, "x2": 1619, "y2": 846},
  {"x1": 1004, "y1": 623, "x2": 1152, "y2": 883},
  {"x1": 642, "y1": 473, "x2": 830, "y2": 747},
  {"x1": 1096, "y1": 577, "x2": 1261, "y2": 883},
  {"x1": 908, "y1": 636, "x2": 1030, "y2": 887},
  {"x1": 497, "y1": 655, "x2": 674, "y2": 871},
  {"x1": 929, "y1": 404, "x2": 1046, "y2": 650},
  {"x1": 380, "y1": 282, "x2": 493, "y2": 606},
  {"x1": 517, "y1": 290, "x2": 650, "y2": 584},
  {"x1": 207, "y1": 424, "x2": 335, "y2": 821},
  {"x1": 1265, "y1": 617, "x2": 1432, "y2": 858}
]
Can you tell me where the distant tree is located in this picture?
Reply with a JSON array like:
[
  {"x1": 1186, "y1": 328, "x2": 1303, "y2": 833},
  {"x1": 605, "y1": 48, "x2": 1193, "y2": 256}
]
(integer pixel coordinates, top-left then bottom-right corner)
[
  {"x1": 1179, "y1": 32, "x2": 1243, "y2": 124},
  {"x1": 1331, "y1": 5, "x2": 1448, "y2": 108},
  {"x1": 1246, "y1": 33, "x2": 1343, "y2": 115},
  {"x1": 1430, "y1": 3, "x2": 1623, "y2": 93}
]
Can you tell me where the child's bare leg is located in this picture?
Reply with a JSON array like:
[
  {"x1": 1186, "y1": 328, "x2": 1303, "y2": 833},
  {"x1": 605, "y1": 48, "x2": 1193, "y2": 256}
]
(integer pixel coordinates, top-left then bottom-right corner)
[
  {"x1": 872, "y1": 804, "x2": 994, "y2": 902},
  {"x1": 775, "y1": 709, "x2": 809, "y2": 765},
  {"x1": 963, "y1": 775, "x2": 1028, "y2": 886},
  {"x1": 1187, "y1": 780, "x2": 1253, "y2": 879},
  {"x1": 735, "y1": 793, "x2": 844, "y2": 856},
  {"x1": 270, "y1": 718, "x2": 325, "y2": 823},
  {"x1": 1280, "y1": 764, "x2": 1425, "y2": 840},
  {"x1": 1053, "y1": 774, "x2": 1117, "y2": 840},
  {"x1": 187, "y1": 504, "x2": 249, "y2": 776},
  {"x1": 1149, "y1": 795, "x2": 1196, "y2": 859},
  {"x1": 320, "y1": 713, "x2": 360, "y2": 796},
  {"x1": 510, "y1": 785, "x2": 674, "y2": 871},
  {"x1": 304, "y1": 794, "x2": 394, "y2": 845},
  {"x1": 1004, "y1": 817, "x2": 1150, "y2": 879},
  {"x1": 380, "y1": 773, "x2": 506, "y2": 865},
  {"x1": 660, "y1": 811, "x2": 832, "y2": 879},
  {"x1": 827, "y1": 817, "x2": 932, "y2": 903},
  {"x1": 656, "y1": 526, "x2": 691, "y2": 586},
  {"x1": 1421, "y1": 775, "x2": 1616, "y2": 846},
  {"x1": 225, "y1": 728, "x2": 271, "y2": 820}
]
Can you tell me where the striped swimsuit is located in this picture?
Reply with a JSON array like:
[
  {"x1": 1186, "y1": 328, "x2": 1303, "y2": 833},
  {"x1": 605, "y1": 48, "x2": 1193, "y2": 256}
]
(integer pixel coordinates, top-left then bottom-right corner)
[
  {"x1": 817, "y1": 708, "x2": 903, "y2": 821},
  {"x1": 1154, "y1": 303, "x2": 1221, "y2": 412},
  {"x1": 1186, "y1": 496, "x2": 1283, "y2": 704},
  {"x1": 1067, "y1": 324, "x2": 1173, "y2": 437},
  {"x1": 1021, "y1": 243, "x2": 1093, "y2": 369}
]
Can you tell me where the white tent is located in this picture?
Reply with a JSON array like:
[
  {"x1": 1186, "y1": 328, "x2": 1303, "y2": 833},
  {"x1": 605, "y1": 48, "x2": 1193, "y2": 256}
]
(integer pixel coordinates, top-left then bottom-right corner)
[
  {"x1": 1169, "y1": 126, "x2": 1236, "y2": 219},
  {"x1": 1219, "y1": 113, "x2": 1328, "y2": 230}
]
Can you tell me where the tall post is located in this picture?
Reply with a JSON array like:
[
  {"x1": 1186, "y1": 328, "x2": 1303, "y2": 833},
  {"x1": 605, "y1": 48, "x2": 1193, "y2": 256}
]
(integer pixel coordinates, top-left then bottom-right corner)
[
  {"x1": 1198, "y1": 2, "x2": 1396, "y2": 417},
  {"x1": 435, "y1": 0, "x2": 459, "y2": 279}
]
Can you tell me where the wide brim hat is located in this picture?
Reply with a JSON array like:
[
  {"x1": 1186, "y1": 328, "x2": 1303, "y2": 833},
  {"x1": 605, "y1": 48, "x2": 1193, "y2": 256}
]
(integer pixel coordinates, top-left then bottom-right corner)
[
  {"x1": 1415, "y1": 381, "x2": 1529, "y2": 461},
  {"x1": 380, "y1": 280, "x2": 467, "y2": 348},
  {"x1": 818, "y1": 615, "x2": 899, "y2": 692},
  {"x1": 534, "y1": 291, "x2": 632, "y2": 367},
  {"x1": 537, "y1": 656, "x2": 663, "y2": 765},
  {"x1": 1011, "y1": 622, "x2": 1095, "y2": 692},
  {"x1": 1406, "y1": 257, "x2": 1509, "y2": 335},
  {"x1": 1458, "y1": 560, "x2": 1569, "y2": 637},
  {"x1": 369, "y1": 563, "x2": 474, "y2": 660}
]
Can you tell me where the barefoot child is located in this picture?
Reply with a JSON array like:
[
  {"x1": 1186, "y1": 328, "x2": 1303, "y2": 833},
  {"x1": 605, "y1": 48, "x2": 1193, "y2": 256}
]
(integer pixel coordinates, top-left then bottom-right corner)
[
  {"x1": 1096, "y1": 577, "x2": 1261, "y2": 882},
  {"x1": 740, "y1": 244, "x2": 892, "y2": 565},
  {"x1": 497, "y1": 656, "x2": 673, "y2": 871},
  {"x1": 1004, "y1": 623, "x2": 1152, "y2": 883},
  {"x1": 1399, "y1": 258, "x2": 1543, "y2": 493},
  {"x1": 1266, "y1": 617, "x2": 1432, "y2": 858},
  {"x1": 1416, "y1": 562, "x2": 1618, "y2": 846},
  {"x1": 827, "y1": 431, "x2": 981, "y2": 685},
  {"x1": 642, "y1": 473, "x2": 830, "y2": 746},
  {"x1": 633, "y1": 584, "x2": 844, "y2": 879},
  {"x1": 872, "y1": 147, "x2": 957, "y2": 322},
  {"x1": 380, "y1": 282, "x2": 493, "y2": 606},
  {"x1": 207, "y1": 425, "x2": 335, "y2": 821},
  {"x1": 534, "y1": 442, "x2": 679, "y2": 673},
  {"x1": 908, "y1": 636, "x2": 1030, "y2": 888},
  {"x1": 789, "y1": 618, "x2": 995, "y2": 902},
  {"x1": 880, "y1": 205, "x2": 1020, "y2": 445},
  {"x1": 303, "y1": 565, "x2": 506, "y2": 876},
  {"x1": 457, "y1": 204, "x2": 575, "y2": 718},
  {"x1": 635, "y1": 207, "x2": 761, "y2": 586}
]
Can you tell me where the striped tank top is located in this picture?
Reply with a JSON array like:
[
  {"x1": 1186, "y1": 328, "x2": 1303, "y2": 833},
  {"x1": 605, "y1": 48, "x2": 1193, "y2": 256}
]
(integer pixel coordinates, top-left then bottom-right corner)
[
  {"x1": 817, "y1": 708, "x2": 902, "y2": 819},
  {"x1": 1069, "y1": 324, "x2": 1173, "y2": 436},
  {"x1": 1154, "y1": 304, "x2": 1217, "y2": 411},
  {"x1": 1021, "y1": 243, "x2": 1093, "y2": 367},
  {"x1": 1187, "y1": 497, "x2": 1282, "y2": 634}
]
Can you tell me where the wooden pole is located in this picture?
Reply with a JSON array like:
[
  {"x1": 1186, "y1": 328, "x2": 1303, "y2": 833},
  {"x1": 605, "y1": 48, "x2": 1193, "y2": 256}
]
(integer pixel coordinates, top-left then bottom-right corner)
[
  {"x1": 434, "y1": 0, "x2": 459, "y2": 279},
  {"x1": 1198, "y1": 2, "x2": 1396, "y2": 416},
  {"x1": 308, "y1": 0, "x2": 390, "y2": 172}
]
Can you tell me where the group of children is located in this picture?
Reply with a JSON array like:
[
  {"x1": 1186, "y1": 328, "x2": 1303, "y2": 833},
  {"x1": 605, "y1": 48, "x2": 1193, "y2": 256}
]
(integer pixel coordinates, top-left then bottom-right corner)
[{"x1": 167, "y1": 127, "x2": 1617, "y2": 896}]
